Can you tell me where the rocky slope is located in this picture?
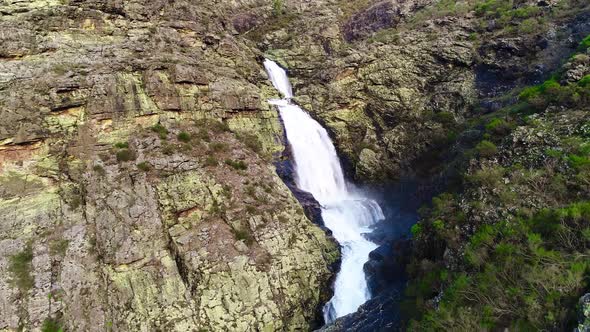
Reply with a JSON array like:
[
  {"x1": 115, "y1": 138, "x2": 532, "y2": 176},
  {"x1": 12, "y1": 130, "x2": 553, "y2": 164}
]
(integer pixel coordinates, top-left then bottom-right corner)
[
  {"x1": 0, "y1": 1, "x2": 340, "y2": 331},
  {"x1": 2, "y1": 0, "x2": 590, "y2": 331}
]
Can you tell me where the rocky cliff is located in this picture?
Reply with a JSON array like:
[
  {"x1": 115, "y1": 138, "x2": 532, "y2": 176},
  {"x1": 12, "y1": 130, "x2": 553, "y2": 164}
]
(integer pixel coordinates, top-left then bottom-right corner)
[
  {"x1": 2, "y1": 0, "x2": 590, "y2": 331},
  {"x1": 0, "y1": 1, "x2": 340, "y2": 331}
]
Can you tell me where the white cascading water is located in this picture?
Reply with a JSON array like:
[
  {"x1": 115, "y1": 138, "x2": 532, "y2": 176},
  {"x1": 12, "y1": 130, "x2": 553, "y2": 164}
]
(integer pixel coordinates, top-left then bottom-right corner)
[{"x1": 264, "y1": 59, "x2": 385, "y2": 323}]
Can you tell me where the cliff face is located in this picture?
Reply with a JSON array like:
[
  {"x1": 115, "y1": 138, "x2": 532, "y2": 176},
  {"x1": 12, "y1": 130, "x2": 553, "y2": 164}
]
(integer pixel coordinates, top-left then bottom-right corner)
[
  {"x1": 2, "y1": 0, "x2": 590, "y2": 331},
  {"x1": 0, "y1": 1, "x2": 339, "y2": 331}
]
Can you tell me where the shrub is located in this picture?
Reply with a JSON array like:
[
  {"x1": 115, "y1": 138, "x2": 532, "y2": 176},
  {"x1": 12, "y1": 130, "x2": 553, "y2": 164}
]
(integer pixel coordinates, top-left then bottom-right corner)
[
  {"x1": 272, "y1": 0, "x2": 284, "y2": 16},
  {"x1": 225, "y1": 159, "x2": 248, "y2": 170},
  {"x1": 232, "y1": 226, "x2": 254, "y2": 245},
  {"x1": 116, "y1": 149, "x2": 136, "y2": 162},
  {"x1": 204, "y1": 156, "x2": 218, "y2": 167},
  {"x1": 577, "y1": 34, "x2": 590, "y2": 52},
  {"x1": 210, "y1": 142, "x2": 229, "y2": 153},
  {"x1": 177, "y1": 131, "x2": 191, "y2": 143},
  {"x1": 476, "y1": 140, "x2": 498, "y2": 158},
  {"x1": 114, "y1": 142, "x2": 129, "y2": 149},
  {"x1": 485, "y1": 118, "x2": 512, "y2": 137},
  {"x1": 239, "y1": 133, "x2": 263, "y2": 153},
  {"x1": 411, "y1": 223, "x2": 422, "y2": 237},
  {"x1": 433, "y1": 112, "x2": 456, "y2": 126},
  {"x1": 41, "y1": 317, "x2": 63, "y2": 332},
  {"x1": 92, "y1": 165, "x2": 106, "y2": 176},
  {"x1": 578, "y1": 75, "x2": 590, "y2": 88},
  {"x1": 467, "y1": 166, "x2": 505, "y2": 187},
  {"x1": 49, "y1": 239, "x2": 69, "y2": 256},
  {"x1": 433, "y1": 219, "x2": 445, "y2": 230},
  {"x1": 196, "y1": 129, "x2": 211, "y2": 142},
  {"x1": 8, "y1": 245, "x2": 34, "y2": 292},
  {"x1": 137, "y1": 162, "x2": 151, "y2": 172},
  {"x1": 151, "y1": 123, "x2": 169, "y2": 139}
]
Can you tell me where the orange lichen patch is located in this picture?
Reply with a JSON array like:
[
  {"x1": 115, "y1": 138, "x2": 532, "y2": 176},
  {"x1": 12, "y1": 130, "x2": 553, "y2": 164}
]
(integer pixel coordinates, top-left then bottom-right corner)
[
  {"x1": 335, "y1": 68, "x2": 356, "y2": 81},
  {"x1": 0, "y1": 141, "x2": 43, "y2": 172},
  {"x1": 134, "y1": 114, "x2": 159, "y2": 127}
]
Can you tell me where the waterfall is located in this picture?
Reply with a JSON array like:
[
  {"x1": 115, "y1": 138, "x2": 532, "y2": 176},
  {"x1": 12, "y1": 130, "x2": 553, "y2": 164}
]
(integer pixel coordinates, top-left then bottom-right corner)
[{"x1": 264, "y1": 59, "x2": 384, "y2": 323}]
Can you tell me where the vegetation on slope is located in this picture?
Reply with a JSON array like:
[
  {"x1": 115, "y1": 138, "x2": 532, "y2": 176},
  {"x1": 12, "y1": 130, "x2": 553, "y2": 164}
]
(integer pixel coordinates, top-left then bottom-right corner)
[{"x1": 404, "y1": 34, "x2": 590, "y2": 330}]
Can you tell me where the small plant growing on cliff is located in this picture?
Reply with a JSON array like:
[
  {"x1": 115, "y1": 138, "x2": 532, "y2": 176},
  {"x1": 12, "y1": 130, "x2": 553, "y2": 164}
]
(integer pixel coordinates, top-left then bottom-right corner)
[
  {"x1": 204, "y1": 156, "x2": 218, "y2": 167},
  {"x1": 238, "y1": 132, "x2": 263, "y2": 154},
  {"x1": 151, "y1": 123, "x2": 169, "y2": 139},
  {"x1": 114, "y1": 142, "x2": 129, "y2": 149},
  {"x1": 92, "y1": 165, "x2": 106, "y2": 176},
  {"x1": 177, "y1": 131, "x2": 191, "y2": 143},
  {"x1": 137, "y1": 162, "x2": 151, "y2": 172},
  {"x1": 116, "y1": 149, "x2": 136, "y2": 162},
  {"x1": 210, "y1": 142, "x2": 229, "y2": 153},
  {"x1": 225, "y1": 159, "x2": 248, "y2": 170},
  {"x1": 41, "y1": 317, "x2": 63, "y2": 332},
  {"x1": 272, "y1": 0, "x2": 284, "y2": 16},
  {"x1": 49, "y1": 239, "x2": 69, "y2": 256},
  {"x1": 411, "y1": 223, "x2": 422, "y2": 237},
  {"x1": 476, "y1": 140, "x2": 498, "y2": 158},
  {"x1": 8, "y1": 244, "x2": 34, "y2": 292}
]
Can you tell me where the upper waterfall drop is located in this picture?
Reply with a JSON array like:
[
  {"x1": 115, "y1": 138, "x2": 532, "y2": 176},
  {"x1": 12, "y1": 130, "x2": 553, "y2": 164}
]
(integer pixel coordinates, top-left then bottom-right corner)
[{"x1": 264, "y1": 59, "x2": 384, "y2": 323}]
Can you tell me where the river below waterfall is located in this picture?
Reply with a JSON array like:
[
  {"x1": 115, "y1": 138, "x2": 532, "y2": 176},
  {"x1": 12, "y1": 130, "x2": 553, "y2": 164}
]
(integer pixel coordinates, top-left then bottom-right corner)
[{"x1": 264, "y1": 59, "x2": 386, "y2": 323}]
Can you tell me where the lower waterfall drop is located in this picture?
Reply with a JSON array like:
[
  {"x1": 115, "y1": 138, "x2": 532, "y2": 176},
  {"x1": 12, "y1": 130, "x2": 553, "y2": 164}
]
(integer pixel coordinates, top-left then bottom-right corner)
[{"x1": 264, "y1": 59, "x2": 385, "y2": 323}]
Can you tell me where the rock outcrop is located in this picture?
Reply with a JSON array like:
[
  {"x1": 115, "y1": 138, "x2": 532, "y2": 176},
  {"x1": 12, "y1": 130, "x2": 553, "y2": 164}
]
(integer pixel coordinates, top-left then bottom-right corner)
[{"x1": 0, "y1": 1, "x2": 340, "y2": 331}]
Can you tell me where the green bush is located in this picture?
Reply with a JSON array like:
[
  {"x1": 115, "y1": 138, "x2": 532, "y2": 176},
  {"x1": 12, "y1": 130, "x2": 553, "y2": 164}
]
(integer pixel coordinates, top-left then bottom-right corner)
[
  {"x1": 272, "y1": 0, "x2": 284, "y2": 16},
  {"x1": 485, "y1": 118, "x2": 512, "y2": 137},
  {"x1": 411, "y1": 223, "x2": 422, "y2": 237},
  {"x1": 137, "y1": 162, "x2": 151, "y2": 172},
  {"x1": 411, "y1": 202, "x2": 590, "y2": 330},
  {"x1": 210, "y1": 142, "x2": 229, "y2": 153},
  {"x1": 49, "y1": 239, "x2": 69, "y2": 256},
  {"x1": 204, "y1": 156, "x2": 218, "y2": 167},
  {"x1": 151, "y1": 123, "x2": 169, "y2": 139},
  {"x1": 239, "y1": 133, "x2": 263, "y2": 153},
  {"x1": 578, "y1": 75, "x2": 590, "y2": 88},
  {"x1": 577, "y1": 34, "x2": 590, "y2": 52},
  {"x1": 8, "y1": 245, "x2": 34, "y2": 292},
  {"x1": 225, "y1": 159, "x2": 248, "y2": 170},
  {"x1": 92, "y1": 165, "x2": 106, "y2": 176},
  {"x1": 177, "y1": 131, "x2": 191, "y2": 143},
  {"x1": 41, "y1": 317, "x2": 63, "y2": 332},
  {"x1": 476, "y1": 140, "x2": 498, "y2": 158},
  {"x1": 116, "y1": 149, "x2": 136, "y2": 162},
  {"x1": 467, "y1": 166, "x2": 505, "y2": 187},
  {"x1": 114, "y1": 142, "x2": 129, "y2": 149},
  {"x1": 196, "y1": 129, "x2": 211, "y2": 142}
]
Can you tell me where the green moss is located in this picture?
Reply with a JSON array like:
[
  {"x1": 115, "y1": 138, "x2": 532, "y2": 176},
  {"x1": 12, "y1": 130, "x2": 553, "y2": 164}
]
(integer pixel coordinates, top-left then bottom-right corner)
[{"x1": 8, "y1": 245, "x2": 34, "y2": 292}]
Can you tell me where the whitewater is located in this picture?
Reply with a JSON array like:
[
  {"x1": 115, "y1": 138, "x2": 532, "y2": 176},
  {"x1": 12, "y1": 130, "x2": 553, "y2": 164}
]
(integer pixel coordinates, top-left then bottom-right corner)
[{"x1": 263, "y1": 59, "x2": 384, "y2": 323}]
